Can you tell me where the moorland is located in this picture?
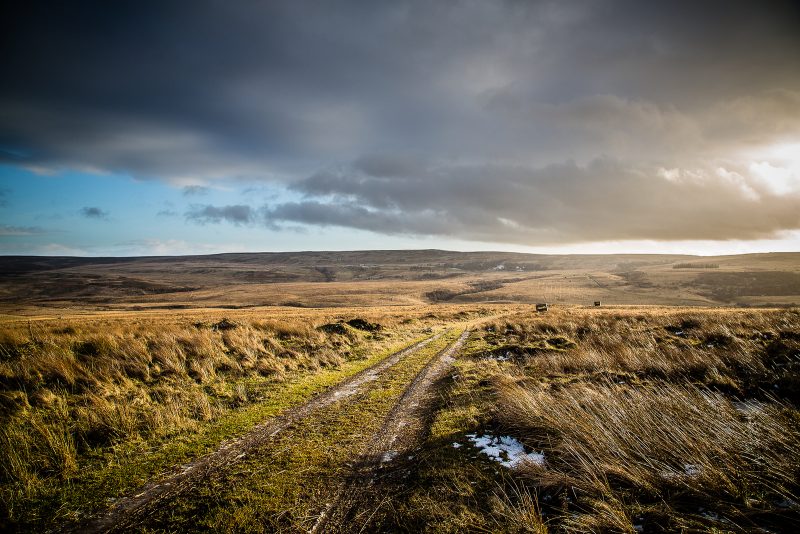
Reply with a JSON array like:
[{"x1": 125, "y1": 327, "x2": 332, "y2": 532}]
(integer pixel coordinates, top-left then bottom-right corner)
[
  {"x1": 1, "y1": 251, "x2": 799, "y2": 532},
  {"x1": 1, "y1": 251, "x2": 799, "y2": 315}
]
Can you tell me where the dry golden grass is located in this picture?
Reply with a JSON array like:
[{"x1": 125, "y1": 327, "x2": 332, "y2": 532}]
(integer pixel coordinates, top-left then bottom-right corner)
[
  {"x1": 498, "y1": 379, "x2": 799, "y2": 528},
  {"x1": 417, "y1": 307, "x2": 800, "y2": 533},
  {"x1": 3, "y1": 304, "x2": 798, "y2": 532}
]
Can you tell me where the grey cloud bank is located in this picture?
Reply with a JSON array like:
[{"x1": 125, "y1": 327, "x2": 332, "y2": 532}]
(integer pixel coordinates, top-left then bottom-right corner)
[
  {"x1": 201, "y1": 157, "x2": 798, "y2": 244},
  {"x1": 1, "y1": 0, "x2": 799, "y2": 246}
]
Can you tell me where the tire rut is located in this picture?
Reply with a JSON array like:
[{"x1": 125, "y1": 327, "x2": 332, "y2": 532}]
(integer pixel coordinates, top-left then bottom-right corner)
[
  {"x1": 309, "y1": 329, "x2": 469, "y2": 533},
  {"x1": 76, "y1": 332, "x2": 444, "y2": 534}
]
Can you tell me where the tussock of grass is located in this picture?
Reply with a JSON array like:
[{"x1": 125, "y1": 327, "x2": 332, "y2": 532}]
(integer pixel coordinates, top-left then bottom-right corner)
[
  {"x1": 474, "y1": 308, "x2": 800, "y2": 401},
  {"x1": 489, "y1": 480, "x2": 549, "y2": 534},
  {"x1": 498, "y1": 378, "x2": 799, "y2": 528}
]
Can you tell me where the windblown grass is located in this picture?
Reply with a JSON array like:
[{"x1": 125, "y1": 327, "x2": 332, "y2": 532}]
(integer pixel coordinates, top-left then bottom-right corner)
[
  {"x1": 497, "y1": 378, "x2": 799, "y2": 531},
  {"x1": 474, "y1": 308, "x2": 800, "y2": 402},
  {"x1": 389, "y1": 307, "x2": 800, "y2": 533}
]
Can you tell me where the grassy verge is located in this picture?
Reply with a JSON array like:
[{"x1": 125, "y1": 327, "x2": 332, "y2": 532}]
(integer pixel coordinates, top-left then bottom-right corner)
[
  {"x1": 136, "y1": 329, "x2": 463, "y2": 532},
  {"x1": 0, "y1": 313, "x2": 447, "y2": 531}
]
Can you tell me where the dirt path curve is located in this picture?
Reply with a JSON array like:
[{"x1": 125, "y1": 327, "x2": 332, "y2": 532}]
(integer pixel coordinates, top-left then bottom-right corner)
[
  {"x1": 309, "y1": 329, "x2": 470, "y2": 533},
  {"x1": 76, "y1": 332, "x2": 444, "y2": 534}
]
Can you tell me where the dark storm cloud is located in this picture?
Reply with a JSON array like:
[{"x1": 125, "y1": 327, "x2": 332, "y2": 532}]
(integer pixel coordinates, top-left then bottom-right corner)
[
  {"x1": 2, "y1": 0, "x2": 800, "y2": 244},
  {"x1": 185, "y1": 204, "x2": 254, "y2": 225},
  {"x1": 80, "y1": 206, "x2": 109, "y2": 220}
]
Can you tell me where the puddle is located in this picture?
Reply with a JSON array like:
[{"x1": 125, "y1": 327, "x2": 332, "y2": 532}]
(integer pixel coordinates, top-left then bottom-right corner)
[
  {"x1": 381, "y1": 450, "x2": 398, "y2": 463},
  {"x1": 463, "y1": 433, "x2": 545, "y2": 468}
]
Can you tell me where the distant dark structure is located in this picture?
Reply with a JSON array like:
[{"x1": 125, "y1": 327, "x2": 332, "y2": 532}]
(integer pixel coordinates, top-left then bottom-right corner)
[
  {"x1": 672, "y1": 262, "x2": 720, "y2": 269},
  {"x1": 536, "y1": 303, "x2": 548, "y2": 313},
  {"x1": 594, "y1": 301, "x2": 601, "y2": 307}
]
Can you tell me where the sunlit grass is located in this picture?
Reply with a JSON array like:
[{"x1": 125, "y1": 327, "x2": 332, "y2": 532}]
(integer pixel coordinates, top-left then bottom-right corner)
[{"x1": 0, "y1": 307, "x2": 480, "y2": 529}]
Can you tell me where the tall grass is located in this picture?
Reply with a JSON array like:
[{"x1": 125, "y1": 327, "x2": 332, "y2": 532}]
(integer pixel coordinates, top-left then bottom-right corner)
[
  {"x1": 477, "y1": 308, "x2": 800, "y2": 400},
  {"x1": 471, "y1": 308, "x2": 800, "y2": 532},
  {"x1": 498, "y1": 379, "x2": 799, "y2": 497},
  {"x1": 0, "y1": 308, "x2": 457, "y2": 522}
]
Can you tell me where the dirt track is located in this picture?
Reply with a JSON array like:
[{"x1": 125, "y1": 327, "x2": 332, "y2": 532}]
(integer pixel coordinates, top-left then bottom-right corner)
[
  {"x1": 309, "y1": 329, "x2": 470, "y2": 533},
  {"x1": 77, "y1": 332, "x2": 444, "y2": 533}
]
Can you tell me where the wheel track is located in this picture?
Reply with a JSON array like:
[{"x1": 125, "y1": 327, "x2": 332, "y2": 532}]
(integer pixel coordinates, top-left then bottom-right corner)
[
  {"x1": 76, "y1": 331, "x2": 444, "y2": 534},
  {"x1": 309, "y1": 329, "x2": 470, "y2": 533}
]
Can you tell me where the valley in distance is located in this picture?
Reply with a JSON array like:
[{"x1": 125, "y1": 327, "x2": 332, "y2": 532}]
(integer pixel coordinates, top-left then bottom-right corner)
[
  {"x1": 1, "y1": 250, "x2": 799, "y2": 532},
  {"x1": 2, "y1": 249, "x2": 799, "y2": 314}
]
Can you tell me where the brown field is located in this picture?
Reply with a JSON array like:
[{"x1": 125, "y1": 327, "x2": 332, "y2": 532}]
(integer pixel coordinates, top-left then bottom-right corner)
[{"x1": 1, "y1": 251, "x2": 799, "y2": 315}]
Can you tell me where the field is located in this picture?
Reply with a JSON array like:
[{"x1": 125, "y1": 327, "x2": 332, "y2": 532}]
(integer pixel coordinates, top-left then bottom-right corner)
[
  {"x1": 1, "y1": 251, "x2": 799, "y2": 532},
  {"x1": 1, "y1": 251, "x2": 799, "y2": 315}
]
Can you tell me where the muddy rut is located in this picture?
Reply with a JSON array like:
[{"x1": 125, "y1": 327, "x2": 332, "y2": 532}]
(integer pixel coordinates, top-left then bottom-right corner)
[
  {"x1": 309, "y1": 329, "x2": 470, "y2": 533},
  {"x1": 77, "y1": 332, "x2": 443, "y2": 534}
]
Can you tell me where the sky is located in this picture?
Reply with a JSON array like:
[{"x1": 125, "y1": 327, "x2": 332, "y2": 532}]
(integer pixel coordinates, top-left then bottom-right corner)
[{"x1": 1, "y1": 0, "x2": 799, "y2": 257}]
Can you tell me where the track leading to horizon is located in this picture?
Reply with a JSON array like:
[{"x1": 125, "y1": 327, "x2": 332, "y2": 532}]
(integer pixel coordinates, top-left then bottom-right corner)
[
  {"x1": 77, "y1": 330, "x2": 449, "y2": 533},
  {"x1": 309, "y1": 329, "x2": 470, "y2": 533},
  {"x1": 74, "y1": 321, "x2": 480, "y2": 533}
]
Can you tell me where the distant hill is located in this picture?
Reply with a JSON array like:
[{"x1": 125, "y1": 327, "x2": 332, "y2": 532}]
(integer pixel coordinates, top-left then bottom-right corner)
[{"x1": 1, "y1": 250, "x2": 798, "y2": 313}]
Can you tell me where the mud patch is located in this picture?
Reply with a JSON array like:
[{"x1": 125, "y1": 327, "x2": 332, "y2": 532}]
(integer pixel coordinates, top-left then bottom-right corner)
[
  {"x1": 211, "y1": 318, "x2": 238, "y2": 331},
  {"x1": 346, "y1": 318, "x2": 382, "y2": 332},
  {"x1": 318, "y1": 322, "x2": 349, "y2": 335}
]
